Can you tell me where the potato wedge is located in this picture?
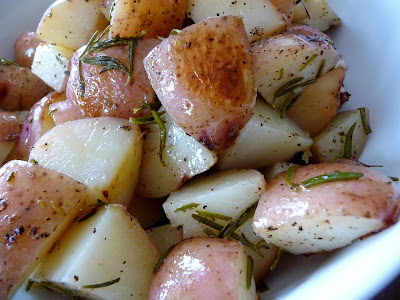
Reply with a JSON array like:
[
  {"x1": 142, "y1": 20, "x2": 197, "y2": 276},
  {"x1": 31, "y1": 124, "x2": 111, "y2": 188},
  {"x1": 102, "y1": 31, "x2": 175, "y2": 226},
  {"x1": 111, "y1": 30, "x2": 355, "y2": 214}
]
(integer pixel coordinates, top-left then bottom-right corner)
[
  {"x1": 149, "y1": 237, "x2": 256, "y2": 300},
  {"x1": 253, "y1": 159, "x2": 400, "y2": 255},
  {"x1": 146, "y1": 224, "x2": 183, "y2": 254},
  {"x1": 32, "y1": 43, "x2": 74, "y2": 92},
  {"x1": 110, "y1": 0, "x2": 188, "y2": 38},
  {"x1": 29, "y1": 117, "x2": 143, "y2": 207},
  {"x1": 250, "y1": 32, "x2": 340, "y2": 110},
  {"x1": 144, "y1": 16, "x2": 256, "y2": 151},
  {"x1": 36, "y1": 0, "x2": 109, "y2": 50},
  {"x1": 286, "y1": 66, "x2": 345, "y2": 136},
  {"x1": 14, "y1": 32, "x2": 42, "y2": 68},
  {"x1": 136, "y1": 108, "x2": 217, "y2": 198},
  {"x1": 187, "y1": 0, "x2": 287, "y2": 42},
  {"x1": 30, "y1": 204, "x2": 159, "y2": 300},
  {"x1": 311, "y1": 108, "x2": 370, "y2": 162},
  {"x1": 0, "y1": 160, "x2": 87, "y2": 299},
  {"x1": 216, "y1": 98, "x2": 312, "y2": 170}
]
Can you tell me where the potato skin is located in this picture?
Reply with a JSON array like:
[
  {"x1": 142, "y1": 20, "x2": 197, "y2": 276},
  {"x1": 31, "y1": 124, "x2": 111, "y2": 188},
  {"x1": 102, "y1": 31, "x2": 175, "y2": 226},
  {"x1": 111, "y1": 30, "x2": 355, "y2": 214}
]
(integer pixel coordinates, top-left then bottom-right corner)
[
  {"x1": 14, "y1": 32, "x2": 42, "y2": 68},
  {"x1": 144, "y1": 16, "x2": 256, "y2": 151},
  {"x1": 0, "y1": 160, "x2": 87, "y2": 299},
  {"x1": 0, "y1": 112, "x2": 20, "y2": 141},
  {"x1": 66, "y1": 39, "x2": 159, "y2": 119},
  {"x1": 0, "y1": 65, "x2": 50, "y2": 111}
]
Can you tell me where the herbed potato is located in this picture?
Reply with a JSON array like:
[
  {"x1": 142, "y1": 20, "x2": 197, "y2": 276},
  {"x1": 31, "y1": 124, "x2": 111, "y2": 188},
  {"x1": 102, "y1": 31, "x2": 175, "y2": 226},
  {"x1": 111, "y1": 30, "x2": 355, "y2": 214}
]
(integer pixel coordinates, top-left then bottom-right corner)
[
  {"x1": 253, "y1": 159, "x2": 400, "y2": 255},
  {"x1": 149, "y1": 237, "x2": 256, "y2": 300},
  {"x1": 187, "y1": 0, "x2": 288, "y2": 42},
  {"x1": 0, "y1": 64, "x2": 50, "y2": 111},
  {"x1": 30, "y1": 205, "x2": 159, "y2": 300},
  {"x1": 0, "y1": 160, "x2": 87, "y2": 299},
  {"x1": 144, "y1": 16, "x2": 256, "y2": 152},
  {"x1": 67, "y1": 38, "x2": 160, "y2": 119},
  {"x1": 14, "y1": 32, "x2": 42, "y2": 68},
  {"x1": 110, "y1": 0, "x2": 188, "y2": 38},
  {"x1": 36, "y1": 0, "x2": 109, "y2": 50}
]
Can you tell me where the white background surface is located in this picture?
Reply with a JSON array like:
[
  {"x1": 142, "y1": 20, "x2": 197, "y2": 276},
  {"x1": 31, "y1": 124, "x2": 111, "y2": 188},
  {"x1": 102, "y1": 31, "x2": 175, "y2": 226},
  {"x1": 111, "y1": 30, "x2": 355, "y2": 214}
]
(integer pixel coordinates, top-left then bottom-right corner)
[{"x1": 0, "y1": 0, "x2": 399, "y2": 299}]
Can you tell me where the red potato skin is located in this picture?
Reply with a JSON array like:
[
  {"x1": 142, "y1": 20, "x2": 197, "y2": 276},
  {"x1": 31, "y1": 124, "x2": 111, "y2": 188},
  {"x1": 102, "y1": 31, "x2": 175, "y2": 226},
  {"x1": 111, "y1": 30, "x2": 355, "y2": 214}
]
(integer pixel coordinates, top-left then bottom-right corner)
[
  {"x1": 66, "y1": 38, "x2": 160, "y2": 119},
  {"x1": 14, "y1": 32, "x2": 42, "y2": 68},
  {"x1": 0, "y1": 112, "x2": 19, "y2": 141},
  {"x1": 149, "y1": 237, "x2": 245, "y2": 300},
  {"x1": 0, "y1": 160, "x2": 87, "y2": 299},
  {"x1": 144, "y1": 16, "x2": 256, "y2": 151},
  {"x1": 0, "y1": 65, "x2": 50, "y2": 111},
  {"x1": 254, "y1": 159, "x2": 400, "y2": 230}
]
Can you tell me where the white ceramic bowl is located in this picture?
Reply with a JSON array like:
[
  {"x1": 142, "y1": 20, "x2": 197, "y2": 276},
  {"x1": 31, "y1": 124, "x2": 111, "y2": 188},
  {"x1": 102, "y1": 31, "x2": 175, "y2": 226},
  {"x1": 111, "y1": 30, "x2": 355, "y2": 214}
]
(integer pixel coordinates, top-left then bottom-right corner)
[{"x1": 1, "y1": 0, "x2": 399, "y2": 299}]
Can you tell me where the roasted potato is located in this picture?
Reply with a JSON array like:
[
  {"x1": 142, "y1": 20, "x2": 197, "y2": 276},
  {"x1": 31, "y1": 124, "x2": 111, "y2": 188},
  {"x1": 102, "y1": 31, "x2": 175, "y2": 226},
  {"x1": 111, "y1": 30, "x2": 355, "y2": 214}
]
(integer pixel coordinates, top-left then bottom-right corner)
[{"x1": 13, "y1": 32, "x2": 42, "y2": 68}]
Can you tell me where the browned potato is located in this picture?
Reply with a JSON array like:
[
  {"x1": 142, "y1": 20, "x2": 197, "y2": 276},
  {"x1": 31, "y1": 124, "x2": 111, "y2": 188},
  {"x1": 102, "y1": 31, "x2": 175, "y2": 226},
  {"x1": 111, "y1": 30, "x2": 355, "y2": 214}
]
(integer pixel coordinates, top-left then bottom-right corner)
[
  {"x1": 6, "y1": 92, "x2": 65, "y2": 161},
  {"x1": 0, "y1": 160, "x2": 87, "y2": 299},
  {"x1": 144, "y1": 16, "x2": 256, "y2": 151},
  {"x1": 110, "y1": 0, "x2": 188, "y2": 38},
  {"x1": 0, "y1": 64, "x2": 50, "y2": 111},
  {"x1": 286, "y1": 66, "x2": 345, "y2": 136},
  {"x1": 66, "y1": 39, "x2": 159, "y2": 119},
  {"x1": 13, "y1": 32, "x2": 42, "y2": 68}
]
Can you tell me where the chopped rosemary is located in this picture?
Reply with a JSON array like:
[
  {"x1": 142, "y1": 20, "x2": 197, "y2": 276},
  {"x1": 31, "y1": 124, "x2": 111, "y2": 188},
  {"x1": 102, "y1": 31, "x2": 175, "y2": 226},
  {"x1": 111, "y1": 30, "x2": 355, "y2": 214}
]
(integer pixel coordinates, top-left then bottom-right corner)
[
  {"x1": 153, "y1": 244, "x2": 174, "y2": 273},
  {"x1": 285, "y1": 165, "x2": 299, "y2": 188},
  {"x1": 130, "y1": 103, "x2": 167, "y2": 166},
  {"x1": 174, "y1": 203, "x2": 200, "y2": 212},
  {"x1": 296, "y1": 0, "x2": 302, "y2": 4},
  {"x1": 82, "y1": 277, "x2": 120, "y2": 289},
  {"x1": 26, "y1": 279, "x2": 35, "y2": 291},
  {"x1": 203, "y1": 227, "x2": 219, "y2": 237},
  {"x1": 78, "y1": 208, "x2": 98, "y2": 222},
  {"x1": 270, "y1": 248, "x2": 284, "y2": 271},
  {"x1": 55, "y1": 55, "x2": 63, "y2": 65},
  {"x1": 0, "y1": 58, "x2": 18, "y2": 66},
  {"x1": 359, "y1": 108, "x2": 372, "y2": 134},
  {"x1": 6, "y1": 171, "x2": 15, "y2": 182},
  {"x1": 316, "y1": 59, "x2": 326, "y2": 79},
  {"x1": 300, "y1": 171, "x2": 363, "y2": 189},
  {"x1": 192, "y1": 214, "x2": 224, "y2": 231},
  {"x1": 389, "y1": 176, "x2": 399, "y2": 182},
  {"x1": 37, "y1": 200, "x2": 46, "y2": 207},
  {"x1": 80, "y1": 56, "x2": 129, "y2": 76},
  {"x1": 218, "y1": 201, "x2": 258, "y2": 238},
  {"x1": 299, "y1": 54, "x2": 318, "y2": 71},
  {"x1": 246, "y1": 255, "x2": 254, "y2": 290},
  {"x1": 169, "y1": 29, "x2": 182, "y2": 36},
  {"x1": 280, "y1": 92, "x2": 299, "y2": 118},
  {"x1": 50, "y1": 201, "x2": 66, "y2": 216},
  {"x1": 273, "y1": 77, "x2": 304, "y2": 105},
  {"x1": 48, "y1": 108, "x2": 58, "y2": 115},
  {"x1": 278, "y1": 68, "x2": 284, "y2": 80},
  {"x1": 343, "y1": 122, "x2": 357, "y2": 159},
  {"x1": 195, "y1": 210, "x2": 232, "y2": 222}
]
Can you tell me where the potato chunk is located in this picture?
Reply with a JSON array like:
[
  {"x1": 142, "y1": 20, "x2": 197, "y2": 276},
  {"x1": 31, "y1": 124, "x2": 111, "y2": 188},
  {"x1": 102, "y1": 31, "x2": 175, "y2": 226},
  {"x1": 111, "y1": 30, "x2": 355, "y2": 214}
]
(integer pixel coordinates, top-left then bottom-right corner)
[
  {"x1": 144, "y1": 16, "x2": 256, "y2": 151},
  {"x1": 253, "y1": 159, "x2": 400, "y2": 255},
  {"x1": 14, "y1": 32, "x2": 42, "y2": 68},
  {"x1": 0, "y1": 160, "x2": 87, "y2": 299}
]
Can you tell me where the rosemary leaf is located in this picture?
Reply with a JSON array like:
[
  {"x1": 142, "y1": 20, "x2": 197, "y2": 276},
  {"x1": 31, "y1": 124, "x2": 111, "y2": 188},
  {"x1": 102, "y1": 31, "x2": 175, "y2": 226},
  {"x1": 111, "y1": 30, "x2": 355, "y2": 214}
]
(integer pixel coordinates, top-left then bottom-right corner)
[
  {"x1": 300, "y1": 171, "x2": 363, "y2": 189},
  {"x1": 246, "y1": 255, "x2": 254, "y2": 290},
  {"x1": 273, "y1": 77, "x2": 304, "y2": 105},
  {"x1": 299, "y1": 54, "x2": 318, "y2": 71},
  {"x1": 270, "y1": 248, "x2": 284, "y2": 271},
  {"x1": 195, "y1": 210, "x2": 232, "y2": 222},
  {"x1": 6, "y1": 171, "x2": 15, "y2": 182},
  {"x1": 285, "y1": 165, "x2": 299, "y2": 188},
  {"x1": 389, "y1": 176, "x2": 399, "y2": 182},
  {"x1": 296, "y1": 0, "x2": 302, "y2": 4},
  {"x1": 81, "y1": 56, "x2": 129, "y2": 75},
  {"x1": 129, "y1": 111, "x2": 165, "y2": 123},
  {"x1": 316, "y1": 59, "x2": 326, "y2": 78},
  {"x1": 153, "y1": 245, "x2": 174, "y2": 273},
  {"x1": 191, "y1": 214, "x2": 224, "y2": 231},
  {"x1": 280, "y1": 92, "x2": 299, "y2": 118},
  {"x1": 359, "y1": 108, "x2": 372, "y2": 134},
  {"x1": 82, "y1": 277, "x2": 120, "y2": 289},
  {"x1": 203, "y1": 227, "x2": 218, "y2": 237},
  {"x1": 343, "y1": 122, "x2": 357, "y2": 159},
  {"x1": 174, "y1": 203, "x2": 200, "y2": 212},
  {"x1": 218, "y1": 202, "x2": 258, "y2": 238},
  {"x1": 0, "y1": 58, "x2": 18, "y2": 66},
  {"x1": 26, "y1": 279, "x2": 35, "y2": 292},
  {"x1": 279, "y1": 68, "x2": 284, "y2": 80},
  {"x1": 50, "y1": 201, "x2": 66, "y2": 216}
]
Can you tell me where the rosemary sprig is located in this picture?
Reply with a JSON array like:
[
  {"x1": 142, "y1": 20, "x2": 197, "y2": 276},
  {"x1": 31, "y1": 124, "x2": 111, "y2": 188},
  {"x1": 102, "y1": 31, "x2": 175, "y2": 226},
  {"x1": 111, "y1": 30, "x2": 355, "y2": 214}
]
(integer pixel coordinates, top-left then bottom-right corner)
[
  {"x1": 130, "y1": 103, "x2": 167, "y2": 166},
  {"x1": 280, "y1": 92, "x2": 299, "y2": 118},
  {"x1": 218, "y1": 202, "x2": 258, "y2": 238},
  {"x1": 82, "y1": 277, "x2": 120, "y2": 289},
  {"x1": 285, "y1": 165, "x2": 299, "y2": 188},
  {"x1": 270, "y1": 249, "x2": 284, "y2": 271},
  {"x1": 81, "y1": 56, "x2": 129, "y2": 75},
  {"x1": 195, "y1": 210, "x2": 232, "y2": 222},
  {"x1": 300, "y1": 171, "x2": 363, "y2": 189},
  {"x1": 273, "y1": 77, "x2": 304, "y2": 105},
  {"x1": 0, "y1": 58, "x2": 18, "y2": 66},
  {"x1": 389, "y1": 176, "x2": 399, "y2": 182},
  {"x1": 299, "y1": 54, "x2": 318, "y2": 71},
  {"x1": 153, "y1": 244, "x2": 174, "y2": 273},
  {"x1": 174, "y1": 203, "x2": 200, "y2": 212},
  {"x1": 343, "y1": 122, "x2": 357, "y2": 159},
  {"x1": 246, "y1": 255, "x2": 254, "y2": 290},
  {"x1": 316, "y1": 58, "x2": 326, "y2": 79},
  {"x1": 359, "y1": 108, "x2": 372, "y2": 134}
]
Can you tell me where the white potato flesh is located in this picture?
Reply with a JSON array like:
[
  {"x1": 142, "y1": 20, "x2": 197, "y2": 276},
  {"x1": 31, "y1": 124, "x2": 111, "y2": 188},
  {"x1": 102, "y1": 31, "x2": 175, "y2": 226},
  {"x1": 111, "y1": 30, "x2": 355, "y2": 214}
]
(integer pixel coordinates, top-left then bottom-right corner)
[
  {"x1": 311, "y1": 108, "x2": 370, "y2": 162},
  {"x1": 250, "y1": 33, "x2": 340, "y2": 109},
  {"x1": 149, "y1": 237, "x2": 256, "y2": 300},
  {"x1": 30, "y1": 204, "x2": 159, "y2": 300},
  {"x1": 36, "y1": 0, "x2": 109, "y2": 50},
  {"x1": 263, "y1": 162, "x2": 296, "y2": 182},
  {"x1": 146, "y1": 224, "x2": 183, "y2": 254},
  {"x1": 216, "y1": 98, "x2": 312, "y2": 170},
  {"x1": 253, "y1": 159, "x2": 400, "y2": 255},
  {"x1": 163, "y1": 169, "x2": 278, "y2": 280},
  {"x1": 187, "y1": 0, "x2": 287, "y2": 42},
  {"x1": 29, "y1": 117, "x2": 143, "y2": 207},
  {"x1": 0, "y1": 160, "x2": 87, "y2": 299},
  {"x1": 137, "y1": 108, "x2": 217, "y2": 198},
  {"x1": 292, "y1": 0, "x2": 341, "y2": 32},
  {"x1": 31, "y1": 43, "x2": 74, "y2": 92}
]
